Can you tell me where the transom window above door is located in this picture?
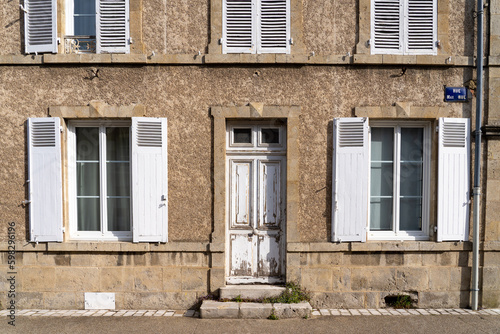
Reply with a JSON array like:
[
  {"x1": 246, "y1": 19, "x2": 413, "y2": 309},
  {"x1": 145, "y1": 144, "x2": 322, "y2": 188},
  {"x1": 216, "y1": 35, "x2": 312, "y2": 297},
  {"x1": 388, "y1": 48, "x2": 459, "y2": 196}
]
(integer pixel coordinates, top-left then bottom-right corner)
[{"x1": 227, "y1": 121, "x2": 286, "y2": 151}]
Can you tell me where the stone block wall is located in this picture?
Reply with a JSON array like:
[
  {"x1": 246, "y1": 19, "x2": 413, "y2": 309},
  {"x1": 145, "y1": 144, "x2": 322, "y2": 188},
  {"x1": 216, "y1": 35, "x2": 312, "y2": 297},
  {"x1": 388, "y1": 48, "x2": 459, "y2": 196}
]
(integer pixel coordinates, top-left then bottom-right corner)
[
  {"x1": 0, "y1": 247, "x2": 209, "y2": 310},
  {"x1": 286, "y1": 243, "x2": 474, "y2": 309}
]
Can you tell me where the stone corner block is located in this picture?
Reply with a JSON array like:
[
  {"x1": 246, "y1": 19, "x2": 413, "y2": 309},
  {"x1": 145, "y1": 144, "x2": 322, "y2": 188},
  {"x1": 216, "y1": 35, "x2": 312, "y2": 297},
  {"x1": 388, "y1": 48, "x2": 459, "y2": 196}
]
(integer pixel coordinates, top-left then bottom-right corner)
[{"x1": 200, "y1": 301, "x2": 239, "y2": 319}]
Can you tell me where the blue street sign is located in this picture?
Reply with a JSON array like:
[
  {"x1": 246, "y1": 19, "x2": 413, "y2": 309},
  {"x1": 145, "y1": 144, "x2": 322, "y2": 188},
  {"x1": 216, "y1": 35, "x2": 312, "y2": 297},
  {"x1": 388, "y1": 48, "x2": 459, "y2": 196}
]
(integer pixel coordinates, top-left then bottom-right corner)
[{"x1": 445, "y1": 87, "x2": 469, "y2": 102}]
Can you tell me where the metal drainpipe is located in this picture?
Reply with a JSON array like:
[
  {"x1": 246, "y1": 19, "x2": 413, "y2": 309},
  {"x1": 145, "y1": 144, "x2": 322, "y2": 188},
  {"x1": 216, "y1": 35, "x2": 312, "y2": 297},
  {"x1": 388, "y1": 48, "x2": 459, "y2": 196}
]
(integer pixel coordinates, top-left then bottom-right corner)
[{"x1": 471, "y1": 0, "x2": 484, "y2": 311}]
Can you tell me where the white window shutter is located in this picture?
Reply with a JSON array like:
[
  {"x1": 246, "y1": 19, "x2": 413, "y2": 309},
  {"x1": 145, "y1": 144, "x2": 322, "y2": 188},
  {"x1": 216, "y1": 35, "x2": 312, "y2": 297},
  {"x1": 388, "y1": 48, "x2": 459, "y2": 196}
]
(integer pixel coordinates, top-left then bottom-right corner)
[
  {"x1": 132, "y1": 118, "x2": 168, "y2": 243},
  {"x1": 257, "y1": 0, "x2": 290, "y2": 54},
  {"x1": 372, "y1": 0, "x2": 402, "y2": 54},
  {"x1": 223, "y1": 0, "x2": 254, "y2": 53},
  {"x1": 24, "y1": 0, "x2": 58, "y2": 54},
  {"x1": 405, "y1": 0, "x2": 436, "y2": 54},
  {"x1": 332, "y1": 118, "x2": 369, "y2": 242},
  {"x1": 96, "y1": 0, "x2": 130, "y2": 53},
  {"x1": 27, "y1": 118, "x2": 63, "y2": 242},
  {"x1": 437, "y1": 118, "x2": 470, "y2": 242}
]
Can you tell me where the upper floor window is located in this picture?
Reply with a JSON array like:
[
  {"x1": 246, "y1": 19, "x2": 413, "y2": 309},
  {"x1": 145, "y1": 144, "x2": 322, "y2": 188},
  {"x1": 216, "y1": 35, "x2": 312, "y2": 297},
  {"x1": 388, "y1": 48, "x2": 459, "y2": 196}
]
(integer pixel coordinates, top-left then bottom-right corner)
[
  {"x1": 223, "y1": 0, "x2": 290, "y2": 54},
  {"x1": 371, "y1": 0, "x2": 437, "y2": 55},
  {"x1": 24, "y1": 0, "x2": 130, "y2": 54}
]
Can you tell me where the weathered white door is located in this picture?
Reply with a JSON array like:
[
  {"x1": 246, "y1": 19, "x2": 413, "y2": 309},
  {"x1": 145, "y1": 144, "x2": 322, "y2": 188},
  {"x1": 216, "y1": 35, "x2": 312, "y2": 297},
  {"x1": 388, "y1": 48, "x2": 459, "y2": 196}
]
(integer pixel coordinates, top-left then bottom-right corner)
[{"x1": 226, "y1": 122, "x2": 286, "y2": 284}]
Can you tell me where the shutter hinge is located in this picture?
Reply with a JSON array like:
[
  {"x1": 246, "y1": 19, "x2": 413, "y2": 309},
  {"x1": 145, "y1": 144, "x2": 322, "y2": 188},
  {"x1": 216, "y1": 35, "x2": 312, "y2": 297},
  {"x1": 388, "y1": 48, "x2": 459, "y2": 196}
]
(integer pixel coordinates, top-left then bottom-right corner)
[
  {"x1": 219, "y1": 38, "x2": 224, "y2": 45},
  {"x1": 60, "y1": 126, "x2": 63, "y2": 133},
  {"x1": 289, "y1": 38, "x2": 294, "y2": 45},
  {"x1": 57, "y1": 38, "x2": 61, "y2": 45},
  {"x1": 435, "y1": 125, "x2": 439, "y2": 133},
  {"x1": 62, "y1": 227, "x2": 65, "y2": 233},
  {"x1": 22, "y1": 199, "x2": 31, "y2": 205},
  {"x1": 367, "y1": 39, "x2": 371, "y2": 46},
  {"x1": 129, "y1": 37, "x2": 134, "y2": 44},
  {"x1": 19, "y1": 5, "x2": 27, "y2": 13},
  {"x1": 434, "y1": 226, "x2": 438, "y2": 232}
]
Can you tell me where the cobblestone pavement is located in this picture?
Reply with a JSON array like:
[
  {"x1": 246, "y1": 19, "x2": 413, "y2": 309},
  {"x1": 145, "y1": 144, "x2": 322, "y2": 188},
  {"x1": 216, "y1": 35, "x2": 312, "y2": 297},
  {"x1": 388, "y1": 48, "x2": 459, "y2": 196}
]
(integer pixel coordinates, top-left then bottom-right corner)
[{"x1": 2, "y1": 308, "x2": 499, "y2": 317}]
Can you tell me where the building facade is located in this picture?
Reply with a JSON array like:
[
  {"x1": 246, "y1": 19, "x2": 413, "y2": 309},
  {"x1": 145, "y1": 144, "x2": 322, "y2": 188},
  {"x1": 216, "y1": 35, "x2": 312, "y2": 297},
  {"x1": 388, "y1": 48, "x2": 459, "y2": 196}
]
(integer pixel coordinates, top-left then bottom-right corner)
[{"x1": 0, "y1": 0, "x2": 499, "y2": 310}]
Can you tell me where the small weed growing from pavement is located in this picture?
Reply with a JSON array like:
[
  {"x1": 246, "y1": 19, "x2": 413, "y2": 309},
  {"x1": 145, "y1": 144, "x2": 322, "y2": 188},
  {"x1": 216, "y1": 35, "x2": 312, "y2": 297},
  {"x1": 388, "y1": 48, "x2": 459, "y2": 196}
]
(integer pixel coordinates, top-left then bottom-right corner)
[
  {"x1": 234, "y1": 295, "x2": 243, "y2": 303},
  {"x1": 268, "y1": 309, "x2": 279, "y2": 320},
  {"x1": 263, "y1": 282, "x2": 311, "y2": 304},
  {"x1": 385, "y1": 294, "x2": 413, "y2": 309}
]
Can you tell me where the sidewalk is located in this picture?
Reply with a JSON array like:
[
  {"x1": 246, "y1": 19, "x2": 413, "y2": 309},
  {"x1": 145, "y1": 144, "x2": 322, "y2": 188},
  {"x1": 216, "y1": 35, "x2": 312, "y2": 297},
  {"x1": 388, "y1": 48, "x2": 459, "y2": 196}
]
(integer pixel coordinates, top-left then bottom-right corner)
[
  {"x1": 2, "y1": 309, "x2": 500, "y2": 334},
  {"x1": 2, "y1": 308, "x2": 499, "y2": 317}
]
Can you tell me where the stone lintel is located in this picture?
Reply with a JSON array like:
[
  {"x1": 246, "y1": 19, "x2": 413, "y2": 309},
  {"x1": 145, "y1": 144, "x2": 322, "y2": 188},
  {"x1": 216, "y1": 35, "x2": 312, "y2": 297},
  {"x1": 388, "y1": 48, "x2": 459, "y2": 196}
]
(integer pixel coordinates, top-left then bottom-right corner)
[{"x1": 49, "y1": 101, "x2": 146, "y2": 119}]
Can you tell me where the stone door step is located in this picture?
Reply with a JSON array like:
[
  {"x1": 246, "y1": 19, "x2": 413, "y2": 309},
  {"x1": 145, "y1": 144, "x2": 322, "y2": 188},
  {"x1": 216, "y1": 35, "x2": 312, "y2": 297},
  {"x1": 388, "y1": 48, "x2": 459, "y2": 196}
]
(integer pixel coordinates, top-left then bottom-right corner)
[
  {"x1": 200, "y1": 300, "x2": 312, "y2": 319},
  {"x1": 219, "y1": 285, "x2": 286, "y2": 300}
]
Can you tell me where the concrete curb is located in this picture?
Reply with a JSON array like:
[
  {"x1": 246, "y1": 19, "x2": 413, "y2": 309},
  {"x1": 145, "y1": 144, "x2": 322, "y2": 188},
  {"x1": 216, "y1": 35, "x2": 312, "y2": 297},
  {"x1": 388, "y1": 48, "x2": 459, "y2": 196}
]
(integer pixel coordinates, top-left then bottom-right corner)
[{"x1": 200, "y1": 301, "x2": 312, "y2": 319}]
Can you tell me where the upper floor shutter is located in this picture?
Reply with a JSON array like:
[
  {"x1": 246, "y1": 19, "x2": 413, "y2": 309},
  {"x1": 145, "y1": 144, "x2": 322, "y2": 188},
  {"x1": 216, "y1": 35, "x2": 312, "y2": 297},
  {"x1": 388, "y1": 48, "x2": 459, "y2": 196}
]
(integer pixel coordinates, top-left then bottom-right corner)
[
  {"x1": 131, "y1": 117, "x2": 168, "y2": 242},
  {"x1": 257, "y1": 0, "x2": 289, "y2": 53},
  {"x1": 332, "y1": 118, "x2": 369, "y2": 242},
  {"x1": 406, "y1": 0, "x2": 436, "y2": 54},
  {"x1": 24, "y1": 0, "x2": 57, "y2": 54},
  {"x1": 96, "y1": 0, "x2": 130, "y2": 53},
  {"x1": 437, "y1": 118, "x2": 470, "y2": 241},
  {"x1": 223, "y1": 0, "x2": 254, "y2": 53},
  {"x1": 372, "y1": 0, "x2": 402, "y2": 54},
  {"x1": 27, "y1": 118, "x2": 63, "y2": 242}
]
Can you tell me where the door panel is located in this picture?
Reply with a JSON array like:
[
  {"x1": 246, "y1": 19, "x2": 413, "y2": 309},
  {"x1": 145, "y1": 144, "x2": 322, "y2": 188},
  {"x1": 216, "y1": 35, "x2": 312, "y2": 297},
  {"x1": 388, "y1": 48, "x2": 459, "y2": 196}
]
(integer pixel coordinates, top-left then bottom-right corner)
[
  {"x1": 229, "y1": 233, "x2": 254, "y2": 277},
  {"x1": 257, "y1": 232, "x2": 281, "y2": 277},
  {"x1": 258, "y1": 160, "x2": 282, "y2": 229},
  {"x1": 230, "y1": 160, "x2": 253, "y2": 229}
]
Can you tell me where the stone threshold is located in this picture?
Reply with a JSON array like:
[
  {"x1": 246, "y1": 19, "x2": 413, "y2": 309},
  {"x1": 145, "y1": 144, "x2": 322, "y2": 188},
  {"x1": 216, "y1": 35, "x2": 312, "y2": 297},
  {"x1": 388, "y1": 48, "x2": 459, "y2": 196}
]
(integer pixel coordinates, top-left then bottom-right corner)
[{"x1": 200, "y1": 301, "x2": 312, "y2": 319}]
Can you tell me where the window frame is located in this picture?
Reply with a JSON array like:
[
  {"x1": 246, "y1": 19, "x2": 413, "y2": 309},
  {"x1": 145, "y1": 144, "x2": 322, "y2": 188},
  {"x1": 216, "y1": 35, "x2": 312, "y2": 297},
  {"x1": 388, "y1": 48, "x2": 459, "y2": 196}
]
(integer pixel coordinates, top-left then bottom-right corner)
[
  {"x1": 370, "y1": 0, "x2": 437, "y2": 56},
  {"x1": 367, "y1": 120, "x2": 431, "y2": 241},
  {"x1": 67, "y1": 119, "x2": 132, "y2": 241}
]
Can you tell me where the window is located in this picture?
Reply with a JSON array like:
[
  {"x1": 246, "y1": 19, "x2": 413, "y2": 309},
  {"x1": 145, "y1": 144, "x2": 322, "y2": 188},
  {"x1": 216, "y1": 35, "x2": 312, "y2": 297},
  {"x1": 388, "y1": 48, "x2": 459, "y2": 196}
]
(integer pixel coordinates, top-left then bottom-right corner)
[
  {"x1": 371, "y1": 0, "x2": 436, "y2": 55},
  {"x1": 223, "y1": 0, "x2": 290, "y2": 54},
  {"x1": 24, "y1": 0, "x2": 130, "y2": 54},
  {"x1": 69, "y1": 122, "x2": 132, "y2": 240},
  {"x1": 368, "y1": 122, "x2": 430, "y2": 240},
  {"x1": 332, "y1": 117, "x2": 470, "y2": 243},
  {"x1": 27, "y1": 117, "x2": 168, "y2": 243}
]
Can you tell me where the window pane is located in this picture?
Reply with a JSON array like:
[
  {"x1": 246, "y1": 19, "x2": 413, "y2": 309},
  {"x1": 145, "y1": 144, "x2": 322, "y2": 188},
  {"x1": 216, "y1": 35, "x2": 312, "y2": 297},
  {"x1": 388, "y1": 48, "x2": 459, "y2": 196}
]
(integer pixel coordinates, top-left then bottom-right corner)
[
  {"x1": 107, "y1": 163, "x2": 130, "y2": 196},
  {"x1": 77, "y1": 198, "x2": 100, "y2": 231},
  {"x1": 400, "y1": 162, "x2": 423, "y2": 197},
  {"x1": 77, "y1": 162, "x2": 99, "y2": 196},
  {"x1": 74, "y1": 16, "x2": 96, "y2": 36},
  {"x1": 262, "y1": 128, "x2": 280, "y2": 143},
  {"x1": 107, "y1": 198, "x2": 131, "y2": 231},
  {"x1": 370, "y1": 198, "x2": 393, "y2": 231},
  {"x1": 106, "y1": 127, "x2": 130, "y2": 161},
  {"x1": 74, "y1": 0, "x2": 95, "y2": 14},
  {"x1": 400, "y1": 198, "x2": 422, "y2": 231},
  {"x1": 370, "y1": 127, "x2": 394, "y2": 231},
  {"x1": 371, "y1": 127, "x2": 394, "y2": 161},
  {"x1": 401, "y1": 128, "x2": 423, "y2": 162},
  {"x1": 234, "y1": 128, "x2": 252, "y2": 143},
  {"x1": 76, "y1": 127, "x2": 99, "y2": 160}
]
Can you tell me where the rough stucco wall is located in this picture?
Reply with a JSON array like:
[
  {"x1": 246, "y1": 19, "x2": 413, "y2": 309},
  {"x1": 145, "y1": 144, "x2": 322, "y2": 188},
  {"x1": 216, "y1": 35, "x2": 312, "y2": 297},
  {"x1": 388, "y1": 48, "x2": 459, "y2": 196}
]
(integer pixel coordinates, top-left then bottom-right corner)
[
  {"x1": 0, "y1": 65, "x2": 473, "y2": 242},
  {"x1": 0, "y1": 1, "x2": 23, "y2": 54},
  {"x1": 303, "y1": 0, "x2": 358, "y2": 55},
  {"x1": 448, "y1": 0, "x2": 476, "y2": 57}
]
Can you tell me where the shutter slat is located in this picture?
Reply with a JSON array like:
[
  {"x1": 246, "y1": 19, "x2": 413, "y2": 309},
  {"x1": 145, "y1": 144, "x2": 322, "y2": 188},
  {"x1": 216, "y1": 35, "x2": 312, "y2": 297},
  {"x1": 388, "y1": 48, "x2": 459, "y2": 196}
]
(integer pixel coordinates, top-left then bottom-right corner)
[
  {"x1": 28, "y1": 118, "x2": 63, "y2": 242},
  {"x1": 372, "y1": 0, "x2": 401, "y2": 51},
  {"x1": 437, "y1": 118, "x2": 470, "y2": 242},
  {"x1": 25, "y1": 0, "x2": 57, "y2": 53},
  {"x1": 332, "y1": 118, "x2": 369, "y2": 242},
  {"x1": 96, "y1": 0, "x2": 129, "y2": 53},
  {"x1": 132, "y1": 117, "x2": 168, "y2": 242},
  {"x1": 407, "y1": 0, "x2": 435, "y2": 51},
  {"x1": 259, "y1": 0, "x2": 288, "y2": 51},
  {"x1": 224, "y1": 0, "x2": 254, "y2": 52}
]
